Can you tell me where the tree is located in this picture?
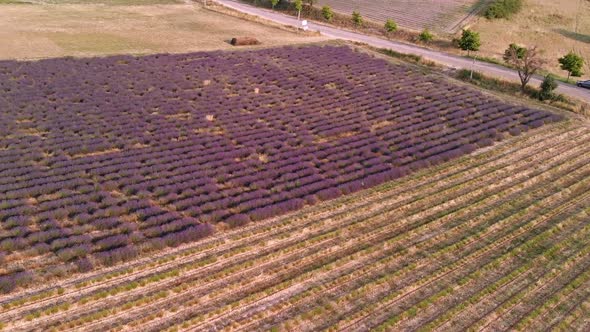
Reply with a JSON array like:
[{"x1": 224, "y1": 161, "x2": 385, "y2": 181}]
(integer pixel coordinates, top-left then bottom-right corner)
[
  {"x1": 352, "y1": 11, "x2": 363, "y2": 27},
  {"x1": 294, "y1": 0, "x2": 303, "y2": 20},
  {"x1": 458, "y1": 29, "x2": 481, "y2": 79},
  {"x1": 418, "y1": 29, "x2": 433, "y2": 43},
  {"x1": 558, "y1": 52, "x2": 584, "y2": 82},
  {"x1": 503, "y1": 44, "x2": 544, "y2": 92},
  {"x1": 385, "y1": 19, "x2": 397, "y2": 33},
  {"x1": 270, "y1": 0, "x2": 279, "y2": 10},
  {"x1": 321, "y1": 6, "x2": 333, "y2": 21},
  {"x1": 458, "y1": 29, "x2": 481, "y2": 56},
  {"x1": 539, "y1": 74, "x2": 558, "y2": 101},
  {"x1": 503, "y1": 43, "x2": 526, "y2": 60}
]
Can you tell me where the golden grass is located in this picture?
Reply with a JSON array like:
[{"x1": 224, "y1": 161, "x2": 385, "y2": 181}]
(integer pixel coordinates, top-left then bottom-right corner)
[
  {"x1": 0, "y1": 2, "x2": 326, "y2": 60},
  {"x1": 470, "y1": 0, "x2": 590, "y2": 79}
]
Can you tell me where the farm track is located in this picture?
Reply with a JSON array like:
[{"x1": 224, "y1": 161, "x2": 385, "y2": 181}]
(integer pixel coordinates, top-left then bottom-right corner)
[
  {"x1": 35, "y1": 124, "x2": 590, "y2": 328},
  {"x1": 3, "y1": 122, "x2": 590, "y2": 331}
]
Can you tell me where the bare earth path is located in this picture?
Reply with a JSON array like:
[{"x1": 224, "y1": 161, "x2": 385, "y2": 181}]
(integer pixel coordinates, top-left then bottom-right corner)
[{"x1": 213, "y1": 0, "x2": 590, "y2": 103}]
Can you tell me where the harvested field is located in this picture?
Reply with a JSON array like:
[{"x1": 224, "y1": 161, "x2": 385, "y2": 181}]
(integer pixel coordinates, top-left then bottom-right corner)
[
  {"x1": 0, "y1": 45, "x2": 563, "y2": 291},
  {"x1": 0, "y1": 1, "x2": 325, "y2": 60},
  {"x1": 0, "y1": 118, "x2": 589, "y2": 331},
  {"x1": 315, "y1": 0, "x2": 491, "y2": 33}
]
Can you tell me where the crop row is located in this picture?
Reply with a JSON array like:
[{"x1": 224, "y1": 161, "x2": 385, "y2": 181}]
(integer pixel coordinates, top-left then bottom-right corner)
[
  {"x1": 1, "y1": 122, "x2": 586, "y2": 331},
  {"x1": 0, "y1": 45, "x2": 561, "y2": 288},
  {"x1": 0, "y1": 121, "x2": 571, "y2": 320}
]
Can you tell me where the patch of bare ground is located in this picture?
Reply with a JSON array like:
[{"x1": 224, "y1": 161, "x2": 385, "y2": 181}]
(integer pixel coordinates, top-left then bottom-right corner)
[{"x1": 0, "y1": 1, "x2": 326, "y2": 60}]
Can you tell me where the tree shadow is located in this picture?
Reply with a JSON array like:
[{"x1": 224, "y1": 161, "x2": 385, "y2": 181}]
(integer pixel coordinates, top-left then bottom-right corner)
[{"x1": 554, "y1": 28, "x2": 590, "y2": 44}]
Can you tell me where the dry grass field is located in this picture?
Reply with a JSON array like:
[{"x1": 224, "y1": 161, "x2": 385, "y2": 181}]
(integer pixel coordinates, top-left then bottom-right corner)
[
  {"x1": 0, "y1": 1, "x2": 326, "y2": 60},
  {"x1": 471, "y1": 0, "x2": 590, "y2": 79}
]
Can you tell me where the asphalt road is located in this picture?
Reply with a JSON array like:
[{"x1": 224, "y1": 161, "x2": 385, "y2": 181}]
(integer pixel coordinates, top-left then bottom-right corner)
[{"x1": 213, "y1": 0, "x2": 590, "y2": 102}]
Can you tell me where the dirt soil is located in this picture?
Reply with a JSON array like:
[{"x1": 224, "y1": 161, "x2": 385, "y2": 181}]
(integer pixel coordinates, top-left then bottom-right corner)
[{"x1": 0, "y1": 1, "x2": 326, "y2": 60}]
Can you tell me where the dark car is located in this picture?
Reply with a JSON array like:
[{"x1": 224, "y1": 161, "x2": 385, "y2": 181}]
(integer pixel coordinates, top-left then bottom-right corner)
[{"x1": 576, "y1": 80, "x2": 590, "y2": 89}]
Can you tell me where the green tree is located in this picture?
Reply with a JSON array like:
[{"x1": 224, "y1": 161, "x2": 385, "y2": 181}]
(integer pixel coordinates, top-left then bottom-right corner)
[
  {"x1": 458, "y1": 29, "x2": 481, "y2": 79},
  {"x1": 352, "y1": 11, "x2": 363, "y2": 27},
  {"x1": 270, "y1": 0, "x2": 279, "y2": 9},
  {"x1": 503, "y1": 44, "x2": 544, "y2": 92},
  {"x1": 539, "y1": 74, "x2": 558, "y2": 101},
  {"x1": 321, "y1": 6, "x2": 333, "y2": 21},
  {"x1": 458, "y1": 29, "x2": 481, "y2": 56},
  {"x1": 294, "y1": 0, "x2": 303, "y2": 20},
  {"x1": 503, "y1": 43, "x2": 526, "y2": 60},
  {"x1": 418, "y1": 29, "x2": 433, "y2": 43},
  {"x1": 558, "y1": 52, "x2": 584, "y2": 82},
  {"x1": 384, "y1": 19, "x2": 397, "y2": 33}
]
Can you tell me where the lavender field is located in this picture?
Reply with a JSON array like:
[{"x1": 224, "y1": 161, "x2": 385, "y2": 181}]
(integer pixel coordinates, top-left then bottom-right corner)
[{"x1": 0, "y1": 45, "x2": 561, "y2": 290}]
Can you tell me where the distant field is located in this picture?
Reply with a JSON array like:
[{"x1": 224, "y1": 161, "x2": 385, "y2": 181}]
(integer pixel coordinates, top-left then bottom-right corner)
[
  {"x1": 0, "y1": 2, "x2": 325, "y2": 59},
  {"x1": 315, "y1": 0, "x2": 490, "y2": 33},
  {"x1": 472, "y1": 0, "x2": 590, "y2": 79}
]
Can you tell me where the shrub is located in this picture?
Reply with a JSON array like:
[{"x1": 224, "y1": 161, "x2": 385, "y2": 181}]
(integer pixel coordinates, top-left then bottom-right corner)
[
  {"x1": 0, "y1": 270, "x2": 32, "y2": 294},
  {"x1": 352, "y1": 11, "x2": 363, "y2": 27},
  {"x1": 75, "y1": 258, "x2": 94, "y2": 273},
  {"x1": 384, "y1": 19, "x2": 397, "y2": 33},
  {"x1": 0, "y1": 275, "x2": 16, "y2": 294},
  {"x1": 94, "y1": 245, "x2": 138, "y2": 265},
  {"x1": 484, "y1": 0, "x2": 522, "y2": 19},
  {"x1": 419, "y1": 29, "x2": 434, "y2": 43},
  {"x1": 57, "y1": 244, "x2": 91, "y2": 262},
  {"x1": 226, "y1": 214, "x2": 251, "y2": 228},
  {"x1": 538, "y1": 75, "x2": 558, "y2": 101},
  {"x1": 456, "y1": 69, "x2": 484, "y2": 80},
  {"x1": 321, "y1": 6, "x2": 333, "y2": 21}
]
